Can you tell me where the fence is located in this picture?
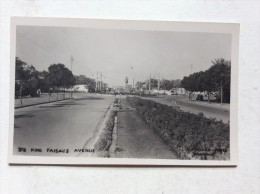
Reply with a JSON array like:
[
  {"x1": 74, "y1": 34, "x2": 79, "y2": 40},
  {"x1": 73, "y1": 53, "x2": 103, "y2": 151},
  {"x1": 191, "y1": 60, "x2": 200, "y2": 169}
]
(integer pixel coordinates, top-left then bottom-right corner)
[{"x1": 15, "y1": 92, "x2": 72, "y2": 108}]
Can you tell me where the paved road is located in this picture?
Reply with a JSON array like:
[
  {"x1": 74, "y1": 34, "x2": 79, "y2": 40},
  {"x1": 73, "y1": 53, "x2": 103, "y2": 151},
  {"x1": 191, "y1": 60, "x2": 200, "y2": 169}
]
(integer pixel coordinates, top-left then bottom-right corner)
[
  {"x1": 13, "y1": 94, "x2": 114, "y2": 156},
  {"x1": 110, "y1": 98, "x2": 177, "y2": 159},
  {"x1": 141, "y1": 95, "x2": 230, "y2": 123}
]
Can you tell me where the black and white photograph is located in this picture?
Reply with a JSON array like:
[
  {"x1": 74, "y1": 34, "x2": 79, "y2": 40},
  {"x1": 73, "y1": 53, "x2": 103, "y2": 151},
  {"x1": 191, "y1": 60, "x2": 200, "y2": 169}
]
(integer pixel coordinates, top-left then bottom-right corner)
[{"x1": 9, "y1": 18, "x2": 239, "y2": 165}]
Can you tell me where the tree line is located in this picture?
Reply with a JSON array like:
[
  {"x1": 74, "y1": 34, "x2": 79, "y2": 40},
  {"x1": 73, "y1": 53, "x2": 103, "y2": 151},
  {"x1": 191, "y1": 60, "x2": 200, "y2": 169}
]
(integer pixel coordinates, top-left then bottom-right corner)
[
  {"x1": 135, "y1": 79, "x2": 181, "y2": 91},
  {"x1": 74, "y1": 75, "x2": 96, "y2": 93},
  {"x1": 15, "y1": 58, "x2": 97, "y2": 97},
  {"x1": 181, "y1": 58, "x2": 231, "y2": 103}
]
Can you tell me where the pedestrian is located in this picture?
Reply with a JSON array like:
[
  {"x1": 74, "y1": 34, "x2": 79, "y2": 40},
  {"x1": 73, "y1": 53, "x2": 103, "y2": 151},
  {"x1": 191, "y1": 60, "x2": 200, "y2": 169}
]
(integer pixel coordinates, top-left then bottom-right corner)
[
  {"x1": 37, "y1": 88, "x2": 41, "y2": 97},
  {"x1": 49, "y1": 88, "x2": 52, "y2": 96}
]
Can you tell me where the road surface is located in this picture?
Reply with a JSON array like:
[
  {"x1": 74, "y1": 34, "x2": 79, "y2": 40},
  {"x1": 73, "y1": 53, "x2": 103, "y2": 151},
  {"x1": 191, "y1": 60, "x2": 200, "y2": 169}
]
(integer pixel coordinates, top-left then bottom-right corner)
[
  {"x1": 14, "y1": 93, "x2": 225, "y2": 159},
  {"x1": 13, "y1": 94, "x2": 114, "y2": 156},
  {"x1": 109, "y1": 98, "x2": 177, "y2": 159},
  {"x1": 141, "y1": 95, "x2": 230, "y2": 123}
]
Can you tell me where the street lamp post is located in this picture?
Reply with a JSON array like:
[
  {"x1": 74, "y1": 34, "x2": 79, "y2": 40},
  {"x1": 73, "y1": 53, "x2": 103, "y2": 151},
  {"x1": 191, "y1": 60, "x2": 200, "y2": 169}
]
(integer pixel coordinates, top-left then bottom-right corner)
[
  {"x1": 131, "y1": 66, "x2": 134, "y2": 92},
  {"x1": 19, "y1": 81, "x2": 23, "y2": 105},
  {"x1": 95, "y1": 72, "x2": 103, "y2": 93},
  {"x1": 220, "y1": 72, "x2": 225, "y2": 106},
  {"x1": 95, "y1": 72, "x2": 98, "y2": 93},
  {"x1": 154, "y1": 73, "x2": 161, "y2": 96},
  {"x1": 149, "y1": 73, "x2": 151, "y2": 94},
  {"x1": 220, "y1": 80, "x2": 223, "y2": 106},
  {"x1": 158, "y1": 75, "x2": 160, "y2": 95},
  {"x1": 70, "y1": 55, "x2": 74, "y2": 98}
]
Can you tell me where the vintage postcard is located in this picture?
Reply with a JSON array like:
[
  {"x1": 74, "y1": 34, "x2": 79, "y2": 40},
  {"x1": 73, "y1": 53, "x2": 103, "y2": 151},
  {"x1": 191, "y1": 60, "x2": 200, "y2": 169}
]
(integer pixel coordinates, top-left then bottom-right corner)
[{"x1": 9, "y1": 17, "x2": 239, "y2": 166}]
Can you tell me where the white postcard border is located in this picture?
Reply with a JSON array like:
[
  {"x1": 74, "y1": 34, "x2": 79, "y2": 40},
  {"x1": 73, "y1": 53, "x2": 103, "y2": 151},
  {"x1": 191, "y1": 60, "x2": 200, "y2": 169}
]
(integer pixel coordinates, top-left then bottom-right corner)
[{"x1": 8, "y1": 17, "x2": 239, "y2": 166}]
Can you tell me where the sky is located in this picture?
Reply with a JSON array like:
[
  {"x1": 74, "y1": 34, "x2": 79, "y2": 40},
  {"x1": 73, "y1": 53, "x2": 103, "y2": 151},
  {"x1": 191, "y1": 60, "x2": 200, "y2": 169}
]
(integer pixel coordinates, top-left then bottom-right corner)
[{"x1": 16, "y1": 25, "x2": 231, "y2": 87}]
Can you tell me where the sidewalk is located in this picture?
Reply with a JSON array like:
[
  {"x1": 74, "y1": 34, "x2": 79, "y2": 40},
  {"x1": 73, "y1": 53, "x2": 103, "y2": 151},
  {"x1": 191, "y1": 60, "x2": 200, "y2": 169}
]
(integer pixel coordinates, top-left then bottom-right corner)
[
  {"x1": 15, "y1": 93, "x2": 71, "y2": 108},
  {"x1": 111, "y1": 99, "x2": 177, "y2": 159},
  {"x1": 174, "y1": 95, "x2": 230, "y2": 111}
]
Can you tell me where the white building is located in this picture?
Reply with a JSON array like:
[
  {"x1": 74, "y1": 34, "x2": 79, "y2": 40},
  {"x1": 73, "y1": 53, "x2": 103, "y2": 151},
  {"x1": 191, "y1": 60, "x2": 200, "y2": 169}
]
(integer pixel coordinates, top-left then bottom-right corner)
[
  {"x1": 72, "y1": 85, "x2": 89, "y2": 92},
  {"x1": 171, "y1": 88, "x2": 186, "y2": 95}
]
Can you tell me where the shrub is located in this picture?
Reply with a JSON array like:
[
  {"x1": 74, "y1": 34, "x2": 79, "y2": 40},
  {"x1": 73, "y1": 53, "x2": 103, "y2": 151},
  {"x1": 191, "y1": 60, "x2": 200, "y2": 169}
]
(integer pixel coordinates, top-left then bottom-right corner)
[
  {"x1": 127, "y1": 97, "x2": 230, "y2": 160},
  {"x1": 94, "y1": 111, "x2": 116, "y2": 157}
]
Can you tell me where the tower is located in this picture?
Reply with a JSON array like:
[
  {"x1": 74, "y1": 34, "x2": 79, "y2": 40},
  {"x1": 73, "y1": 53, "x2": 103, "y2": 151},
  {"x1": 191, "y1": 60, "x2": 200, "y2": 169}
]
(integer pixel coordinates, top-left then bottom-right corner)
[{"x1": 125, "y1": 76, "x2": 128, "y2": 87}]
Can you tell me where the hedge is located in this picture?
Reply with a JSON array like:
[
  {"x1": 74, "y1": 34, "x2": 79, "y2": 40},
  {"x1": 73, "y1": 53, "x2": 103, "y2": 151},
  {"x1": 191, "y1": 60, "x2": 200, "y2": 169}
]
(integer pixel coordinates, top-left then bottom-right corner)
[
  {"x1": 94, "y1": 111, "x2": 116, "y2": 157},
  {"x1": 127, "y1": 97, "x2": 230, "y2": 160}
]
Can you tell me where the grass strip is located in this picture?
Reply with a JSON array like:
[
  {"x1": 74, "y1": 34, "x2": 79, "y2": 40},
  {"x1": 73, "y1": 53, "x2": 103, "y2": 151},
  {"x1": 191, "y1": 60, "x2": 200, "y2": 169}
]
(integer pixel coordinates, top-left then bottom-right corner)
[{"x1": 94, "y1": 111, "x2": 116, "y2": 157}]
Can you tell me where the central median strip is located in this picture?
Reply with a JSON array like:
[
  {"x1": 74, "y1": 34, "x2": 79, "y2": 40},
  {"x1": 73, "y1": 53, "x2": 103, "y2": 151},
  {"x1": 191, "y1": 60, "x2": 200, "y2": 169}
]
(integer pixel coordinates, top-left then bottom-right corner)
[
  {"x1": 126, "y1": 96, "x2": 230, "y2": 160},
  {"x1": 94, "y1": 110, "x2": 117, "y2": 157},
  {"x1": 108, "y1": 114, "x2": 118, "y2": 158}
]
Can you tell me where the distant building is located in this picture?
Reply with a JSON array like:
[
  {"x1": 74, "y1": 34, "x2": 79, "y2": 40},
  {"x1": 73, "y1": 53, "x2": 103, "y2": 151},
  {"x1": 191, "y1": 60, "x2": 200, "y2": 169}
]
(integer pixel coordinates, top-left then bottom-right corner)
[
  {"x1": 125, "y1": 84, "x2": 132, "y2": 90},
  {"x1": 171, "y1": 88, "x2": 186, "y2": 95},
  {"x1": 73, "y1": 85, "x2": 89, "y2": 92},
  {"x1": 192, "y1": 91, "x2": 217, "y2": 101},
  {"x1": 111, "y1": 85, "x2": 131, "y2": 94}
]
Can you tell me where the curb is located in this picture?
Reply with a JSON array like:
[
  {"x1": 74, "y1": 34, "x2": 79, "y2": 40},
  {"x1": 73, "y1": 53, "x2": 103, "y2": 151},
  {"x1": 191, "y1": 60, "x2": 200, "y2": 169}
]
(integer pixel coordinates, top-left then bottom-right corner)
[
  {"x1": 108, "y1": 114, "x2": 118, "y2": 158},
  {"x1": 78, "y1": 99, "x2": 115, "y2": 157},
  {"x1": 15, "y1": 98, "x2": 72, "y2": 109},
  {"x1": 92, "y1": 102, "x2": 114, "y2": 147}
]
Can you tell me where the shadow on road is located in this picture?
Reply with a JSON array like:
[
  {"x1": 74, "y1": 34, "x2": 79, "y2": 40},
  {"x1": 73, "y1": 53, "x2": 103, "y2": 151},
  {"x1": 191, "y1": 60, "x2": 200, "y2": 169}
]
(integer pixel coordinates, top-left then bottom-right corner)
[
  {"x1": 14, "y1": 114, "x2": 35, "y2": 119},
  {"x1": 74, "y1": 97, "x2": 105, "y2": 101},
  {"x1": 56, "y1": 103, "x2": 85, "y2": 106},
  {"x1": 38, "y1": 101, "x2": 85, "y2": 108},
  {"x1": 38, "y1": 105, "x2": 64, "y2": 108},
  {"x1": 14, "y1": 124, "x2": 20, "y2": 128}
]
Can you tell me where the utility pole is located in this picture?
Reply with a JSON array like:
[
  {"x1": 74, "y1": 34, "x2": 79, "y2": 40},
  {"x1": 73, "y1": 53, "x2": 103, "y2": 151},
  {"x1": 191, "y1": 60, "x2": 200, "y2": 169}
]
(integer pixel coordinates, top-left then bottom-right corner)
[
  {"x1": 70, "y1": 55, "x2": 74, "y2": 98},
  {"x1": 221, "y1": 80, "x2": 223, "y2": 106},
  {"x1": 95, "y1": 72, "x2": 98, "y2": 93},
  {"x1": 149, "y1": 73, "x2": 151, "y2": 94},
  {"x1": 131, "y1": 66, "x2": 134, "y2": 90},
  {"x1": 189, "y1": 64, "x2": 193, "y2": 101},
  {"x1": 103, "y1": 75, "x2": 106, "y2": 92},
  {"x1": 157, "y1": 74, "x2": 160, "y2": 95},
  {"x1": 101, "y1": 72, "x2": 103, "y2": 93},
  {"x1": 71, "y1": 55, "x2": 74, "y2": 73},
  {"x1": 19, "y1": 81, "x2": 23, "y2": 105},
  {"x1": 154, "y1": 73, "x2": 160, "y2": 96},
  {"x1": 95, "y1": 72, "x2": 103, "y2": 93}
]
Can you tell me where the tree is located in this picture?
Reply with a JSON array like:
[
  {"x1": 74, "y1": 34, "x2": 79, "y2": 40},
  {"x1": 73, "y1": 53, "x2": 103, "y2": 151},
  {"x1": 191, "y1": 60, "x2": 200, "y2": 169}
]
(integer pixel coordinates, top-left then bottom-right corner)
[
  {"x1": 147, "y1": 78, "x2": 158, "y2": 90},
  {"x1": 171, "y1": 79, "x2": 182, "y2": 88},
  {"x1": 15, "y1": 57, "x2": 28, "y2": 98},
  {"x1": 135, "y1": 81, "x2": 143, "y2": 90},
  {"x1": 15, "y1": 57, "x2": 42, "y2": 97},
  {"x1": 209, "y1": 58, "x2": 231, "y2": 103},
  {"x1": 24, "y1": 65, "x2": 41, "y2": 97},
  {"x1": 15, "y1": 57, "x2": 30, "y2": 81},
  {"x1": 48, "y1": 63, "x2": 75, "y2": 90},
  {"x1": 160, "y1": 79, "x2": 172, "y2": 90},
  {"x1": 38, "y1": 70, "x2": 50, "y2": 93},
  {"x1": 15, "y1": 59, "x2": 76, "y2": 98},
  {"x1": 74, "y1": 75, "x2": 96, "y2": 92},
  {"x1": 181, "y1": 58, "x2": 231, "y2": 103}
]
